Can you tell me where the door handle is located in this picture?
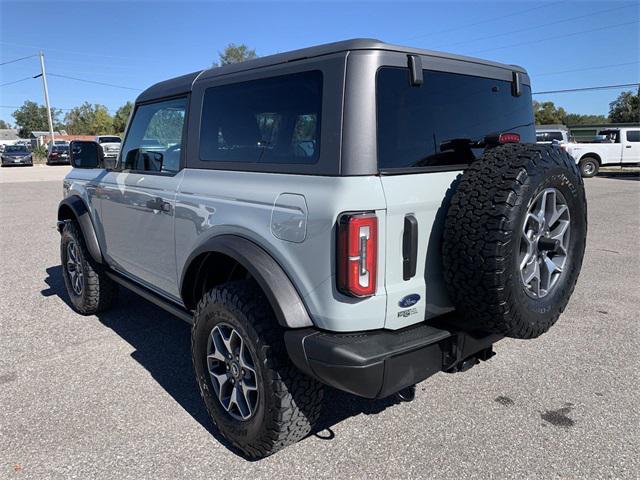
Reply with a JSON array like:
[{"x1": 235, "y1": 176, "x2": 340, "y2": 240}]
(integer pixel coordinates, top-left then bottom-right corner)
[
  {"x1": 145, "y1": 197, "x2": 171, "y2": 213},
  {"x1": 625, "y1": 145, "x2": 632, "y2": 148}
]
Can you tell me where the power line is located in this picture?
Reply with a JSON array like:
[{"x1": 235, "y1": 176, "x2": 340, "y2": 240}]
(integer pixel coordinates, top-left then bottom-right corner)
[
  {"x1": 533, "y1": 83, "x2": 640, "y2": 95},
  {"x1": 0, "y1": 76, "x2": 35, "y2": 87},
  {"x1": 470, "y1": 20, "x2": 639, "y2": 54},
  {"x1": 435, "y1": 4, "x2": 626, "y2": 49},
  {"x1": 0, "y1": 41, "x2": 142, "y2": 61},
  {"x1": 0, "y1": 54, "x2": 38, "y2": 66},
  {"x1": 47, "y1": 73, "x2": 143, "y2": 91},
  {"x1": 0, "y1": 105, "x2": 73, "y2": 111},
  {"x1": 533, "y1": 61, "x2": 640, "y2": 77},
  {"x1": 406, "y1": 1, "x2": 564, "y2": 41}
]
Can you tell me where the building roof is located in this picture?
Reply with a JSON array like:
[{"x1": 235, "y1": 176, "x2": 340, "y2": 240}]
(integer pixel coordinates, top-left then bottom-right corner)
[
  {"x1": 536, "y1": 124, "x2": 568, "y2": 131},
  {"x1": 0, "y1": 129, "x2": 19, "y2": 141},
  {"x1": 137, "y1": 38, "x2": 528, "y2": 103},
  {"x1": 31, "y1": 130, "x2": 65, "y2": 138}
]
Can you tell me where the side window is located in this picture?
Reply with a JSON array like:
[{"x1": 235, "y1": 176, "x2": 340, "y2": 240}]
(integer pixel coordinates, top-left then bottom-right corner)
[
  {"x1": 626, "y1": 130, "x2": 640, "y2": 142},
  {"x1": 199, "y1": 70, "x2": 323, "y2": 165},
  {"x1": 119, "y1": 97, "x2": 187, "y2": 173}
]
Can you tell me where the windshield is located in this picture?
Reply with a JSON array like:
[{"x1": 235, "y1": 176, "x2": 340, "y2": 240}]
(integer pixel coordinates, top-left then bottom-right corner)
[
  {"x1": 4, "y1": 145, "x2": 28, "y2": 153},
  {"x1": 98, "y1": 136, "x2": 121, "y2": 144},
  {"x1": 376, "y1": 68, "x2": 535, "y2": 171}
]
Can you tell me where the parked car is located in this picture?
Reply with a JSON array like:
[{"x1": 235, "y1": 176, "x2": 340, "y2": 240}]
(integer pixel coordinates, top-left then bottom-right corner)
[
  {"x1": 566, "y1": 127, "x2": 640, "y2": 177},
  {"x1": 58, "y1": 39, "x2": 587, "y2": 458},
  {"x1": 47, "y1": 144, "x2": 71, "y2": 165},
  {"x1": 96, "y1": 135, "x2": 122, "y2": 168},
  {"x1": 1, "y1": 144, "x2": 33, "y2": 167}
]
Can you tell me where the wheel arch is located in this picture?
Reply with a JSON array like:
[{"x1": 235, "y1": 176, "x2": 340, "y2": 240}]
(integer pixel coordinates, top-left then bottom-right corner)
[
  {"x1": 580, "y1": 153, "x2": 601, "y2": 165},
  {"x1": 57, "y1": 196, "x2": 103, "y2": 264},
  {"x1": 180, "y1": 235, "x2": 313, "y2": 329}
]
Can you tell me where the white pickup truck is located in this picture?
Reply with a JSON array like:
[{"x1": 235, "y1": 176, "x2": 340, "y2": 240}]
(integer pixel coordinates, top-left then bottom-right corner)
[{"x1": 567, "y1": 127, "x2": 640, "y2": 177}]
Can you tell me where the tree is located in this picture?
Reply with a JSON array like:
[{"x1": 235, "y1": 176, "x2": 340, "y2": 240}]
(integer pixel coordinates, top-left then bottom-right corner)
[
  {"x1": 533, "y1": 100, "x2": 567, "y2": 125},
  {"x1": 0, "y1": 120, "x2": 11, "y2": 129},
  {"x1": 113, "y1": 101, "x2": 133, "y2": 136},
  {"x1": 564, "y1": 113, "x2": 608, "y2": 125},
  {"x1": 11, "y1": 101, "x2": 63, "y2": 138},
  {"x1": 65, "y1": 102, "x2": 114, "y2": 135},
  {"x1": 608, "y1": 89, "x2": 640, "y2": 123},
  {"x1": 216, "y1": 43, "x2": 257, "y2": 66}
]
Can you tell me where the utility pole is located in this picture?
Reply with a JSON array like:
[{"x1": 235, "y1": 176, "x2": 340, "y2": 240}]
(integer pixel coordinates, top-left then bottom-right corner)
[{"x1": 38, "y1": 51, "x2": 55, "y2": 145}]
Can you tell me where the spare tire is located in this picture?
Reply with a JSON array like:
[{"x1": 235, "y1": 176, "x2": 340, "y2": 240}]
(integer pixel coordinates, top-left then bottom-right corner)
[{"x1": 442, "y1": 143, "x2": 587, "y2": 339}]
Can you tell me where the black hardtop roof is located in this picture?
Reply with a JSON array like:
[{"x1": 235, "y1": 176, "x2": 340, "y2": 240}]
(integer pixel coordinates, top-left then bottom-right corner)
[{"x1": 136, "y1": 38, "x2": 527, "y2": 103}]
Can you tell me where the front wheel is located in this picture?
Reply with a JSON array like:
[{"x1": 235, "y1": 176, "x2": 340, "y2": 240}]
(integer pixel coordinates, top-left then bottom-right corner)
[
  {"x1": 192, "y1": 280, "x2": 324, "y2": 458},
  {"x1": 60, "y1": 221, "x2": 116, "y2": 314},
  {"x1": 579, "y1": 157, "x2": 599, "y2": 177}
]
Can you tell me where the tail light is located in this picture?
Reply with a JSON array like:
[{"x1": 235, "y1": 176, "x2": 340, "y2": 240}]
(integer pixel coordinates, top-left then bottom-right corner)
[
  {"x1": 498, "y1": 133, "x2": 520, "y2": 143},
  {"x1": 50, "y1": 152, "x2": 58, "y2": 157},
  {"x1": 337, "y1": 212, "x2": 378, "y2": 297}
]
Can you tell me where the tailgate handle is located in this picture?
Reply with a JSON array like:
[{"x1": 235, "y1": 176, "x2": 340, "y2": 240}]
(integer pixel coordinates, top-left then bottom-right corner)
[{"x1": 402, "y1": 215, "x2": 418, "y2": 281}]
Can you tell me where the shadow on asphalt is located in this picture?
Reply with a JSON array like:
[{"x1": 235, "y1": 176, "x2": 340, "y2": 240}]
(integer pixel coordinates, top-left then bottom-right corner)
[
  {"x1": 595, "y1": 171, "x2": 640, "y2": 180},
  {"x1": 42, "y1": 265, "x2": 400, "y2": 460}
]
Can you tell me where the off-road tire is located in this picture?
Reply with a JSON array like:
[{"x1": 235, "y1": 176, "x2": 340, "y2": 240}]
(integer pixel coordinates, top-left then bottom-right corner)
[
  {"x1": 60, "y1": 221, "x2": 117, "y2": 314},
  {"x1": 192, "y1": 280, "x2": 324, "y2": 458},
  {"x1": 442, "y1": 144, "x2": 587, "y2": 339},
  {"x1": 579, "y1": 156, "x2": 599, "y2": 178}
]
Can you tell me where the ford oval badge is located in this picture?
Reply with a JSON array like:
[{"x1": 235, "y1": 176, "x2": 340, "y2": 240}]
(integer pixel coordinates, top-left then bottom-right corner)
[{"x1": 399, "y1": 294, "x2": 420, "y2": 308}]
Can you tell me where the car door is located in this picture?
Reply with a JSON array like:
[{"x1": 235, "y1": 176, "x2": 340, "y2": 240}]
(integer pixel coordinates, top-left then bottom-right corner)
[
  {"x1": 622, "y1": 129, "x2": 640, "y2": 164},
  {"x1": 99, "y1": 96, "x2": 188, "y2": 300}
]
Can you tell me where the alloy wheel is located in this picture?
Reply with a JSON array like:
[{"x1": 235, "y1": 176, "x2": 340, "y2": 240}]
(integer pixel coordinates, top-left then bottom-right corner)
[
  {"x1": 207, "y1": 323, "x2": 259, "y2": 421},
  {"x1": 66, "y1": 241, "x2": 84, "y2": 296},
  {"x1": 519, "y1": 188, "x2": 571, "y2": 299}
]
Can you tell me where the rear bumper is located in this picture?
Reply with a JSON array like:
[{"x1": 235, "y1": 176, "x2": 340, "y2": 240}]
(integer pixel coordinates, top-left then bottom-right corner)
[{"x1": 285, "y1": 319, "x2": 501, "y2": 399}]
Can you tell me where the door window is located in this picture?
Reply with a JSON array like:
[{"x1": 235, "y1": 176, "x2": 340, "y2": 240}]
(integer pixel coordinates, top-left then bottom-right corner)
[
  {"x1": 626, "y1": 130, "x2": 640, "y2": 142},
  {"x1": 120, "y1": 97, "x2": 187, "y2": 173}
]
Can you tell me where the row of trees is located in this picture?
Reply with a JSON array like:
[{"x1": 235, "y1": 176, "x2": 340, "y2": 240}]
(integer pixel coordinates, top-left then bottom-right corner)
[
  {"x1": 534, "y1": 88, "x2": 639, "y2": 125},
  {"x1": 6, "y1": 100, "x2": 133, "y2": 138}
]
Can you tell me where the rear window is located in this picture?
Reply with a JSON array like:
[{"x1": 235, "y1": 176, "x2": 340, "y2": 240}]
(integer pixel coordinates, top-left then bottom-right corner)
[
  {"x1": 98, "y1": 136, "x2": 121, "y2": 144},
  {"x1": 376, "y1": 67, "x2": 534, "y2": 171},
  {"x1": 199, "y1": 70, "x2": 322, "y2": 165},
  {"x1": 536, "y1": 131, "x2": 564, "y2": 142}
]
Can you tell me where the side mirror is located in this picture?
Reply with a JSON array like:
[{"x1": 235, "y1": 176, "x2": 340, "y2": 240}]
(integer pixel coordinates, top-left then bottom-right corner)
[{"x1": 69, "y1": 141, "x2": 103, "y2": 169}]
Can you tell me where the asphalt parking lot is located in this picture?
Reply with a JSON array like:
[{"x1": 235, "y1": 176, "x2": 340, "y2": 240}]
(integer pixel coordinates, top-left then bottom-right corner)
[{"x1": 1, "y1": 165, "x2": 638, "y2": 479}]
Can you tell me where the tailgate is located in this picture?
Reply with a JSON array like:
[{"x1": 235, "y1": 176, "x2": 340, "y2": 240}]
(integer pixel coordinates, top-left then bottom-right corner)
[{"x1": 380, "y1": 171, "x2": 459, "y2": 329}]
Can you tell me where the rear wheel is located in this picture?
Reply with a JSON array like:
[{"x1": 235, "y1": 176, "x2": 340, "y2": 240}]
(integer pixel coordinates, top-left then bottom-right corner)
[
  {"x1": 192, "y1": 280, "x2": 324, "y2": 458},
  {"x1": 579, "y1": 157, "x2": 599, "y2": 178},
  {"x1": 443, "y1": 144, "x2": 587, "y2": 339}
]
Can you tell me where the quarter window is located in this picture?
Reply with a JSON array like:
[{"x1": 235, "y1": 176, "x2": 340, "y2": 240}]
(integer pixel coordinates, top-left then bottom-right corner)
[
  {"x1": 199, "y1": 71, "x2": 323, "y2": 165},
  {"x1": 120, "y1": 97, "x2": 187, "y2": 173}
]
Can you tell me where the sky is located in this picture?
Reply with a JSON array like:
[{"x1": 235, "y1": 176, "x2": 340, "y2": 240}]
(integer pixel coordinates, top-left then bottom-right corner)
[{"x1": 1, "y1": 0, "x2": 639, "y2": 126}]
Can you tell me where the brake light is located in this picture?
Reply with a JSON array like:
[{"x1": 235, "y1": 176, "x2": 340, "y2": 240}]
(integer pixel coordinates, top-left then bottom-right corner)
[
  {"x1": 337, "y1": 212, "x2": 378, "y2": 297},
  {"x1": 498, "y1": 133, "x2": 520, "y2": 143}
]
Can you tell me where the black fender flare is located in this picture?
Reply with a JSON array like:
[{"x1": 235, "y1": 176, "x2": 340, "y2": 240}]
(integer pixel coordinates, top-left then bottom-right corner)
[
  {"x1": 57, "y1": 196, "x2": 103, "y2": 264},
  {"x1": 180, "y1": 235, "x2": 313, "y2": 329}
]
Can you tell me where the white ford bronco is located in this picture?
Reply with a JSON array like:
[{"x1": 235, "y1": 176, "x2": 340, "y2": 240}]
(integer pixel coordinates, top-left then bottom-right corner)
[{"x1": 58, "y1": 39, "x2": 587, "y2": 458}]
